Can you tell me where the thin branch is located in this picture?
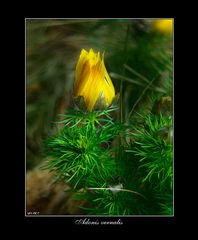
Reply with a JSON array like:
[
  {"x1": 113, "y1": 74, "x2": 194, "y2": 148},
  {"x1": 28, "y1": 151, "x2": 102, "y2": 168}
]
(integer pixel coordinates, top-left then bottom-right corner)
[
  {"x1": 123, "y1": 64, "x2": 150, "y2": 84},
  {"x1": 127, "y1": 76, "x2": 157, "y2": 122},
  {"x1": 87, "y1": 187, "x2": 146, "y2": 199}
]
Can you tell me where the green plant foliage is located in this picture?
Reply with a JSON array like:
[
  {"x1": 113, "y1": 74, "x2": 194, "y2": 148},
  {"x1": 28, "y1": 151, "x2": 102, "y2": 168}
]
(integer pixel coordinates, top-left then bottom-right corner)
[
  {"x1": 127, "y1": 114, "x2": 173, "y2": 189},
  {"x1": 125, "y1": 108, "x2": 173, "y2": 215},
  {"x1": 44, "y1": 107, "x2": 121, "y2": 190},
  {"x1": 44, "y1": 103, "x2": 173, "y2": 215}
]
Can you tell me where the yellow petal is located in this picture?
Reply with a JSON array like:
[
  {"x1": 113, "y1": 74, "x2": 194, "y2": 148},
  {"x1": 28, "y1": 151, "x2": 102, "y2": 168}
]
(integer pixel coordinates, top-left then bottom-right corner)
[{"x1": 73, "y1": 49, "x2": 115, "y2": 111}]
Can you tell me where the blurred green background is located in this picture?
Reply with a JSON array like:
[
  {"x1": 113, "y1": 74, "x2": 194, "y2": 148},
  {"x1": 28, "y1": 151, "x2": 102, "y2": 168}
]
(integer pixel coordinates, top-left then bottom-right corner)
[{"x1": 26, "y1": 18, "x2": 173, "y2": 170}]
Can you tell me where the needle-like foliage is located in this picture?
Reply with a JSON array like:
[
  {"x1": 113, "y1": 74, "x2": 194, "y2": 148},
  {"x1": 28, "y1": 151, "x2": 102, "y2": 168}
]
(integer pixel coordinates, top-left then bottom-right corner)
[
  {"x1": 125, "y1": 108, "x2": 173, "y2": 215},
  {"x1": 44, "y1": 107, "x2": 122, "y2": 190}
]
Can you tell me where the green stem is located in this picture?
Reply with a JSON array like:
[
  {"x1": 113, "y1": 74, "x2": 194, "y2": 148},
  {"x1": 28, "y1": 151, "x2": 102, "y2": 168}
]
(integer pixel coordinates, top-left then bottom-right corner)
[
  {"x1": 127, "y1": 75, "x2": 157, "y2": 121},
  {"x1": 118, "y1": 23, "x2": 130, "y2": 162}
]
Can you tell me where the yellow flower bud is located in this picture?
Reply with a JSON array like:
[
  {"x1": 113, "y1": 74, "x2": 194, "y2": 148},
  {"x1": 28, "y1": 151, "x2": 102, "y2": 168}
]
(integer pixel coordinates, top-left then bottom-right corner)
[
  {"x1": 73, "y1": 49, "x2": 115, "y2": 112},
  {"x1": 153, "y1": 19, "x2": 173, "y2": 34}
]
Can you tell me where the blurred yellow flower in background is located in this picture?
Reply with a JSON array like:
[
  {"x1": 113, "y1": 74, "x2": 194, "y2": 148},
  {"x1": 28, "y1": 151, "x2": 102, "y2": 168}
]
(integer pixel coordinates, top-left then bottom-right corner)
[
  {"x1": 153, "y1": 19, "x2": 173, "y2": 34},
  {"x1": 73, "y1": 49, "x2": 115, "y2": 112}
]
